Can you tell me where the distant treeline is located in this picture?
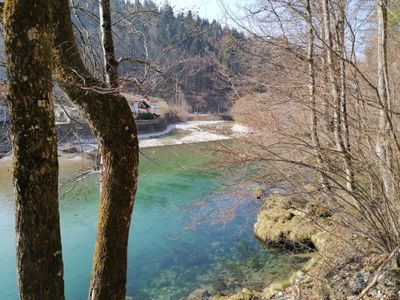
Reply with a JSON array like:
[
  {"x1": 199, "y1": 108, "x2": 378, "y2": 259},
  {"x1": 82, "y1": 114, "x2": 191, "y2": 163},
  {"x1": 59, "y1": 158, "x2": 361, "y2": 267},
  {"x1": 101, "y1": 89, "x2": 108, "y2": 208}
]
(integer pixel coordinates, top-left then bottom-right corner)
[{"x1": 73, "y1": 0, "x2": 246, "y2": 112}]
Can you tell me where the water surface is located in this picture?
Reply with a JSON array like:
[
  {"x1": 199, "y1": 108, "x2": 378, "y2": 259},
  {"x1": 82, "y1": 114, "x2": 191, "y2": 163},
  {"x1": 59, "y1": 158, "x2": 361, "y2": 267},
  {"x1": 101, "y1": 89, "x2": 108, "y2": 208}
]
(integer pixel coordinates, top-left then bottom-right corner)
[{"x1": 0, "y1": 143, "x2": 303, "y2": 299}]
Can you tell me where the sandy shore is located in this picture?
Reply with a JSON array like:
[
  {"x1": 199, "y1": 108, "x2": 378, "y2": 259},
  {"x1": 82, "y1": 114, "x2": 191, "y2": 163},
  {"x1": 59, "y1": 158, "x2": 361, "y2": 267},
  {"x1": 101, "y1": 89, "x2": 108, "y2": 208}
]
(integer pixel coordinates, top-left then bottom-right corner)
[
  {"x1": 0, "y1": 153, "x2": 96, "y2": 176},
  {"x1": 139, "y1": 121, "x2": 248, "y2": 148}
]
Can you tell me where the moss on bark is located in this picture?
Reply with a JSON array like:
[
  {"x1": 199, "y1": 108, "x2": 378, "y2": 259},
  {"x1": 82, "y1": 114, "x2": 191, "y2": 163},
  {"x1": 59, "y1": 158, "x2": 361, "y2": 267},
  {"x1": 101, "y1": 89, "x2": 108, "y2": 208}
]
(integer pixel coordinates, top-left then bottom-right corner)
[
  {"x1": 51, "y1": 1, "x2": 139, "y2": 299},
  {"x1": 3, "y1": 0, "x2": 64, "y2": 298}
]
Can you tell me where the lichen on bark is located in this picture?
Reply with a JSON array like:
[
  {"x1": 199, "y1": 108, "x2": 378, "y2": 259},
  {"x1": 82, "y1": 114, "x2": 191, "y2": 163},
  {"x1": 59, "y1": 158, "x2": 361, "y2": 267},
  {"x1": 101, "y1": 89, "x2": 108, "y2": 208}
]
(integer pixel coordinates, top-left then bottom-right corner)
[{"x1": 3, "y1": 0, "x2": 64, "y2": 298}]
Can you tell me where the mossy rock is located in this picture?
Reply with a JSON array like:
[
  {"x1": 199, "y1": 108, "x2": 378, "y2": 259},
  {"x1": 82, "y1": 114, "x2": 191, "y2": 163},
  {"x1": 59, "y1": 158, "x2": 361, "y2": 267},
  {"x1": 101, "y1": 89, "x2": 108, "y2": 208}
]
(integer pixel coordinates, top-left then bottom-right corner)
[
  {"x1": 306, "y1": 201, "x2": 333, "y2": 218},
  {"x1": 262, "y1": 193, "x2": 293, "y2": 210},
  {"x1": 254, "y1": 194, "x2": 320, "y2": 252}
]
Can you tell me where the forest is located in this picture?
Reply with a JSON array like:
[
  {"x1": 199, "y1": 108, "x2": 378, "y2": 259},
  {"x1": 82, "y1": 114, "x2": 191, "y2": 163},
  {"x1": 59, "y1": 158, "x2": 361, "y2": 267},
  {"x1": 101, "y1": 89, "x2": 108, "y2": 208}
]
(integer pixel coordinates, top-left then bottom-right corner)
[{"x1": 70, "y1": 0, "x2": 245, "y2": 113}]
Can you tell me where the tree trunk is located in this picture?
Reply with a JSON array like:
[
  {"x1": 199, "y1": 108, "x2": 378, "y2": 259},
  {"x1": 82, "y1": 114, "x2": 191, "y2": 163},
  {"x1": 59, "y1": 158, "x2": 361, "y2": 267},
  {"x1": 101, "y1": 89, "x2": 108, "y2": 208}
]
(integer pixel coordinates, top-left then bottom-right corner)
[
  {"x1": 52, "y1": 1, "x2": 139, "y2": 299},
  {"x1": 337, "y1": 0, "x2": 354, "y2": 192},
  {"x1": 305, "y1": 0, "x2": 329, "y2": 190},
  {"x1": 99, "y1": 0, "x2": 119, "y2": 87},
  {"x1": 377, "y1": 0, "x2": 391, "y2": 193},
  {"x1": 3, "y1": 0, "x2": 64, "y2": 298},
  {"x1": 322, "y1": 0, "x2": 341, "y2": 152},
  {"x1": 322, "y1": 0, "x2": 354, "y2": 192}
]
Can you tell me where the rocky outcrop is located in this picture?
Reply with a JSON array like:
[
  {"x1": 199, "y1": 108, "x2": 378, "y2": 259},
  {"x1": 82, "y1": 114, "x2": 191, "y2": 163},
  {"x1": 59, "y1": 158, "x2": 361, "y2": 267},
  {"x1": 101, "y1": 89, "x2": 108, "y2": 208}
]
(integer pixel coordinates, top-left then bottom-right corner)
[
  {"x1": 253, "y1": 193, "x2": 331, "y2": 253},
  {"x1": 247, "y1": 193, "x2": 400, "y2": 299},
  {"x1": 194, "y1": 192, "x2": 400, "y2": 300}
]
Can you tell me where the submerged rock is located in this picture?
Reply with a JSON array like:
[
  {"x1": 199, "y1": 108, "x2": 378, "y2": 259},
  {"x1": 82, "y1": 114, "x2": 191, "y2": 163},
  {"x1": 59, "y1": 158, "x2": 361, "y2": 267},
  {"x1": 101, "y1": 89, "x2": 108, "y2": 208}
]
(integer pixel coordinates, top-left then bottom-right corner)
[{"x1": 187, "y1": 288, "x2": 211, "y2": 300}]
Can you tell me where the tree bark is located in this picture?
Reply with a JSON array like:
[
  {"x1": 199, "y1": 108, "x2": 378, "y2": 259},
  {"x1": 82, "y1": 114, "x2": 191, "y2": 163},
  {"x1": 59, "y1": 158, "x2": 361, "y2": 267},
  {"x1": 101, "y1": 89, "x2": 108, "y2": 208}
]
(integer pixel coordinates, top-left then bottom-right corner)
[
  {"x1": 52, "y1": 1, "x2": 139, "y2": 299},
  {"x1": 322, "y1": 0, "x2": 354, "y2": 192},
  {"x1": 99, "y1": 0, "x2": 119, "y2": 87},
  {"x1": 3, "y1": 0, "x2": 64, "y2": 298},
  {"x1": 376, "y1": 0, "x2": 392, "y2": 193},
  {"x1": 337, "y1": 0, "x2": 354, "y2": 192},
  {"x1": 305, "y1": 0, "x2": 329, "y2": 190}
]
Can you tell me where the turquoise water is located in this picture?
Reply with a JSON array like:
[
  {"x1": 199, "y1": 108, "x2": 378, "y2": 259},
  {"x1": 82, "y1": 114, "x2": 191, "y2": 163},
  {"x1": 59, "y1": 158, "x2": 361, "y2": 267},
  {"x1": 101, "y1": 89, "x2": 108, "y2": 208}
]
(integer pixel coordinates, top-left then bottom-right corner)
[{"x1": 0, "y1": 143, "x2": 303, "y2": 299}]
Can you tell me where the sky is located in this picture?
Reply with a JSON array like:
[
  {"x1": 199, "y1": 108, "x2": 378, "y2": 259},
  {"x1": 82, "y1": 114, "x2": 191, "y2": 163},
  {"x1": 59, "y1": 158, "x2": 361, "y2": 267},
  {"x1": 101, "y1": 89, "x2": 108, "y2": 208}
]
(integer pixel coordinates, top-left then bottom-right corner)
[{"x1": 154, "y1": 0, "x2": 242, "y2": 24}]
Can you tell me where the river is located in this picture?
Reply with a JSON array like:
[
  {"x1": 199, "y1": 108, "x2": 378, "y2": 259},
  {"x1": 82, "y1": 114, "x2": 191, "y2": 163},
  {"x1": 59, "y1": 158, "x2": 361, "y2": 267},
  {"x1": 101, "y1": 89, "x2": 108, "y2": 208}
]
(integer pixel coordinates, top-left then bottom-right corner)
[{"x1": 0, "y1": 142, "x2": 304, "y2": 299}]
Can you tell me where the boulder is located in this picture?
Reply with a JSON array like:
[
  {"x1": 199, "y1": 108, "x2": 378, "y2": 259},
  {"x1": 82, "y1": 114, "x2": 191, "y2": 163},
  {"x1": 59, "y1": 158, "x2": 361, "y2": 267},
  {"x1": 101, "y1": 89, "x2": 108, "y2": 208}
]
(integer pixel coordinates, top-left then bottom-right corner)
[{"x1": 254, "y1": 194, "x2": 317, "y2": 252}]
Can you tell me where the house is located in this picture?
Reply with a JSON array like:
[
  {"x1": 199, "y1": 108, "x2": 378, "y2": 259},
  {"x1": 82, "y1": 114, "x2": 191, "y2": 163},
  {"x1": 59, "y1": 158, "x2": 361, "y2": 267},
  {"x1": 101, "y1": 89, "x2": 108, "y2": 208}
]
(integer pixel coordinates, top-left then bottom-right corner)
[
  {"x1": 132, "y1": 100, "x2": 151, "y2": 116},
  {"x1": 121, "y1": 93, "x2": 152, "y2": 117}
]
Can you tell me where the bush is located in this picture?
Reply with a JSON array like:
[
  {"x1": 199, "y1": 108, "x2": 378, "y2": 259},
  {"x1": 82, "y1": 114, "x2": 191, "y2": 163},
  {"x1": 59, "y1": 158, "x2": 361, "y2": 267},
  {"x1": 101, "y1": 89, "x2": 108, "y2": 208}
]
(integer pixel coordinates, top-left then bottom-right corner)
[{"x1": 137, "y1": 112, "x2": 156, "y2": 120}]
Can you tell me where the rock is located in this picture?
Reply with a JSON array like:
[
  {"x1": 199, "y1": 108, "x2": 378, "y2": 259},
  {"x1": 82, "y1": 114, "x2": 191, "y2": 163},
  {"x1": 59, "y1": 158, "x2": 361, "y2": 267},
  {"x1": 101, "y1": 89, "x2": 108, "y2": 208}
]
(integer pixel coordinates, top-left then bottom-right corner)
[
  {"x1": 348, "y1": 272, "x2": 371, "y2": 295},
  {"x1": 253, "y1": 187, "x2": 264, "y2": 199},
  {"x1": 153, "y1": 269, "x2": 177, "y2": 288},
  {"x1": 254, "y1": 194, "x2": 317, "y2": 252},
  {"x1": 262, "y1": 193, "x2": 293, "y2": 210},
  {"x1": 306, "y1": 201, "x2": 333, "y2": 218},
  {"x1": 187, "y1": 288, "x2": 211, "y2": 300}
]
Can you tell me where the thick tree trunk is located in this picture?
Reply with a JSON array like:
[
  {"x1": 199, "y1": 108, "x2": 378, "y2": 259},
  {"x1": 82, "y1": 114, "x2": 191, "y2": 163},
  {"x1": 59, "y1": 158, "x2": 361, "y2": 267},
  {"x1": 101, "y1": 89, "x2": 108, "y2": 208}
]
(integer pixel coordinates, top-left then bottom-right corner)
[
  {"x1": 52, "y1": 1, "x2": 139, "y2": 299},
  {"x1": 99, "y1": 0, "x2": 119, "y2": 87},
  {"x1": 3, "y1": 1, "x2": 64, "y2": 298}
]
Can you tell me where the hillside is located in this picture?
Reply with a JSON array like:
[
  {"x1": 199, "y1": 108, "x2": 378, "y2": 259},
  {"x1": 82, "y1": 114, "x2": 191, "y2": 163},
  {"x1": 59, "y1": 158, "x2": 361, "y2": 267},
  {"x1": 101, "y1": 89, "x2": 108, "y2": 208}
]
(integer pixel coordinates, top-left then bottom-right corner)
[{"x1": 72, "y1": 0, "x2": 246, "y2": 113}]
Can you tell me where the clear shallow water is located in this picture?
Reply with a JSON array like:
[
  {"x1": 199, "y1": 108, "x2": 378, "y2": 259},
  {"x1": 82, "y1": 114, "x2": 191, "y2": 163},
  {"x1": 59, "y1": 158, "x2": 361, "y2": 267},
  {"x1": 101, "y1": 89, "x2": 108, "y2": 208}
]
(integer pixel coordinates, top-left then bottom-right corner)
[{"x1": 0, "y1": 143, "x2": 304, "y2": 299}]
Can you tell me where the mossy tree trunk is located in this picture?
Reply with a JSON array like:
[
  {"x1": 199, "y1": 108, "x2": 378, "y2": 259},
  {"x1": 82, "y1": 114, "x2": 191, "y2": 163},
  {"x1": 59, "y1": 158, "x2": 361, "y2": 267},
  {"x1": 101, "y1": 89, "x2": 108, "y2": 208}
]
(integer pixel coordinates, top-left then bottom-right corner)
[
  {"x1": 3, "y1": 0, "x2": 64, "y2": 298},
  {"x1": 51, "y1": 1, "x2": 139, "y2": 299}
]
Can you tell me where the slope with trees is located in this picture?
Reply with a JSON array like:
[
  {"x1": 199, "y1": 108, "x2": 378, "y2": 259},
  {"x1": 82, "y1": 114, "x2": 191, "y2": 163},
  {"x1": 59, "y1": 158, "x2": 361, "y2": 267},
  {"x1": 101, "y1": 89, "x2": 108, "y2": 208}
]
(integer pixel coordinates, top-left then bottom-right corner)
[{"x1": 71, "y1": 0, "x2": 246, "y2": 113}]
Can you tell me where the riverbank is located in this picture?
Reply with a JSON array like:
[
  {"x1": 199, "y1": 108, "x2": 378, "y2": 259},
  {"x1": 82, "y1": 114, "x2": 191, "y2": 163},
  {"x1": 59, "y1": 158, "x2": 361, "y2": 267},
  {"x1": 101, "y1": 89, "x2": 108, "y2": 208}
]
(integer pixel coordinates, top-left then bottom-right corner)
[
  {"x1": 0, "y1": 121, "x2": 249, "y2": 159},
  {"x1": 138, "y1": 121, "x2": 247, "y2": 148},
  {"x1": 207, "y1": 192, "x2": 400, "y2": 300}
]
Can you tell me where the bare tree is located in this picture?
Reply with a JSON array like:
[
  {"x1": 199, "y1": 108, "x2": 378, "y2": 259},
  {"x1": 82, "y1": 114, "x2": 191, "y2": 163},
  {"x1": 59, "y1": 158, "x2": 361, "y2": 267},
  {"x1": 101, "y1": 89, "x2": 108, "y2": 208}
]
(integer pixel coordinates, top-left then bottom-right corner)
[
  {"x1": 305, "y1": 0, "x2": 330, "y2": 190},
  {"x1": 226, "y1": 0, "x2": 400, "y2": 268},
  {"x1": 99, "y1": 0, "x2": 119, "y2": 87},
  {"x1": 376, "y1": 0, "x2": 392, "y2": 193},
  {"x1": 322, "y1": 0, "x2": 354, "y2": 192}
]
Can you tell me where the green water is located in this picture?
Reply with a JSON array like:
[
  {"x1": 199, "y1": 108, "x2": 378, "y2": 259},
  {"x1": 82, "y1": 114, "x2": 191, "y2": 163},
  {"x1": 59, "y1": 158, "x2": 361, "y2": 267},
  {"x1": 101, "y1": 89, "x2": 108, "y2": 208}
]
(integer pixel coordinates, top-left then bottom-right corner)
[{"x1": 0, "y1": 143, "x2": 303, "y2": 299}]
